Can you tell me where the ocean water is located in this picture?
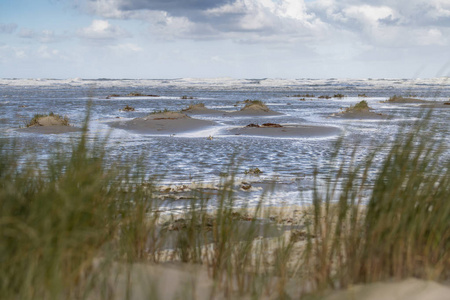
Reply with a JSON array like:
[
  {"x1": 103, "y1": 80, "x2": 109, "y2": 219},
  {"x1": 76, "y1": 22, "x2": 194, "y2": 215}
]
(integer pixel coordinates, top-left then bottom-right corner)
[{"x1": 1, "y1": 77, "x2": 449, "y2": 209}]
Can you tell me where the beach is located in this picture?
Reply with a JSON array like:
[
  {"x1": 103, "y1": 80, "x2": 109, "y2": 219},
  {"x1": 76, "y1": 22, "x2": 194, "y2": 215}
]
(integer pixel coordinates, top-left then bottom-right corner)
[{"x1": 1, "y1": 78, "x2": 449, "y2": 299}]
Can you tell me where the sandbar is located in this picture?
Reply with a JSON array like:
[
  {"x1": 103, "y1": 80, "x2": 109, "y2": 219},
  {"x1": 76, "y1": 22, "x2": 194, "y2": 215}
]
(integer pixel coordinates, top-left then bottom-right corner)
[
  {"x1": 228, "y1": 124, "x2": 341, "y2": 138},
  {"x1": 420, "y1": 102, "x2": 450, "y2": 109},
  {"x1": 383, "y1": 96, "x2": 428, "y2": 104},
  {"x1": 110, "y1": 111, "x2": 216, "y2": 134},
  {"x1": 181, "y1": 103, "x2": 227, "y2": 115},
  {"x1": 331, "y1": 111, "x2": 391, "y2": 120}
]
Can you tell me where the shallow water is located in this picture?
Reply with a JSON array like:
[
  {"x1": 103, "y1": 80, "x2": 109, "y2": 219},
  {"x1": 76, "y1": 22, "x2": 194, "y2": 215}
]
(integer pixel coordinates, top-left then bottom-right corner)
[{"x1": 1, "y1": 78, "x2": 449, "y2": 209}]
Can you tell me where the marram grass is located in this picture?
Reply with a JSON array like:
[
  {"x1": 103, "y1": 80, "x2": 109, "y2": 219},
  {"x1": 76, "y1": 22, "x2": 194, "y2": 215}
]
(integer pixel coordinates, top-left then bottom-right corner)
[
  {"x1": 302, "y1": 114, "x2": 450, "y2": 294},
  {"x1": 0, "y1": 112, "x2": 448, "y2": 299}
]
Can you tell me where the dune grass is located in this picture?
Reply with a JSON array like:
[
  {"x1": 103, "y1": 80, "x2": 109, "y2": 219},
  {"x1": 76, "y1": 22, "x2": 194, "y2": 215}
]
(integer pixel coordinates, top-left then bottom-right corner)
[
  {"x1": 1, "y1": 110, "x2": 449, "y2": 299},
  {"x1": 301, "y1": 114, "x2": 449, "y2": 294},
  {"x1": 149, "y1": 108, "x2": 173, "y2": 114},
  {"x1": 121, "y1": 105, "x2": 135, "y2": 112},
  {"x1": 181, "y1": 103, "x2": 205, "y2": 111},
  {"x1": 343, "y1": 100, "x2": 370, "y2": 113}
]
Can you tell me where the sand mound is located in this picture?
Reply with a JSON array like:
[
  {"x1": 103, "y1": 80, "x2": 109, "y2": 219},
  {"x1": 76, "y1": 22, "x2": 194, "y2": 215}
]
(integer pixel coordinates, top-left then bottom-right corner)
[
  {"x1": 332, "y1": 101, "x2": 390, "y2": 120},
  {"x1": 110, "y1": 111, "x2": 216, "y2": 134},
  {"x1": 143, "y1": 111, "x2": 189, "y2": 120},
  {"x1": 18, "y1": 114, "x2": 83, "y2": 134},
  {"x1": 182, "y1": 104, "x2": 226, "y2": 115},
  {"x1": 241, "y1": 102, "x2": 271, "y2": 112},
  {"x1": 228, "y1": 101, "x2": 283, "y2": 116},
  {"x1": 35, "y1": 116, "x2": 68, "y2": 126},
  {"x1": 383, "y1": 96, "x2": 427, "y2": 104}
]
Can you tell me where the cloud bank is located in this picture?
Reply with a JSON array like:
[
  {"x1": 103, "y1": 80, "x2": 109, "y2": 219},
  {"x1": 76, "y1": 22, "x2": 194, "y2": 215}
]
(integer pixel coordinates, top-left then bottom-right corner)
[
  {"x1": 2, "y1": 0, "x2": 449, "y2": 78},
  {"x1": 81, "y1": 0, "x2": 450, "y2": 47}
]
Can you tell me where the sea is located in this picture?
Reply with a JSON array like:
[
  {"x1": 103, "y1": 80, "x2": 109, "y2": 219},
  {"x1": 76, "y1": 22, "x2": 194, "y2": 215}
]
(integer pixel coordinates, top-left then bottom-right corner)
[{"x1": 1, "y1": 77, "x2": 449, "y2": 209}]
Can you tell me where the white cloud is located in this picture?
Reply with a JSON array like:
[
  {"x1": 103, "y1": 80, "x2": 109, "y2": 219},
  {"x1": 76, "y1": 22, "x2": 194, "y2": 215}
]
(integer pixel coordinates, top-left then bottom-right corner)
[
  {"x1": 37, "y1": 45, "x2": 69, "y2": 60},
  {"x1": 77, "y1": 20, "x2": 130, "y2": 42},
  {"x1": 18, "y1": 28, "x2": 67, "y2": 43},
  {"x1": 343, "y1": 5, "x2": 395, "y2": 24},
  {"x1": 85, "y1": 0, "x2": 129, "y2": 19},
  {"x1": 110, "y1": 43, "x2": 143, "y2": 52},
  {"x1": 81, "y1": 0, "x2": 326, "y2": 42},
  {"x1": 0, "y1": 45, "x2": 27, "y2": 63},
  {"x1": 205, "y1": 1, "x2": 247, "y2": 16},
  {"x1": 415, "y1": 28, "x2": 446, "y2": 45},
  {"x1": 0, "y1": 23, "x2": 18, "y2": 34}
]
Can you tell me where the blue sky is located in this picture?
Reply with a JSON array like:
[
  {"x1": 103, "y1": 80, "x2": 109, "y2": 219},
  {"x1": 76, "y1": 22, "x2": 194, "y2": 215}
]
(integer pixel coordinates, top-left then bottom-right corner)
[{"x1": 1, "y1": 0, "x2": 450, "y2": 79}]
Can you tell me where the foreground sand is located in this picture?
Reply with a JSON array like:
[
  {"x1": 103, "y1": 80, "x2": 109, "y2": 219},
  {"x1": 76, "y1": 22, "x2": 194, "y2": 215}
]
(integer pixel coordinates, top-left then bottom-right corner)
[
  {"x1": 323, "y1": 278, "x2": 450, "y2": 300},
  {"x1": 90, "y1": 249, "x2": 450, "y2": 300}
]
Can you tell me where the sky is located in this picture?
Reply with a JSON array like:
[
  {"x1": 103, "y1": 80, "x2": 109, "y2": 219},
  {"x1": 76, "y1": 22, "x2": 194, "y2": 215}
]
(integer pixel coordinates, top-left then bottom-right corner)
[{"x1": 1, "y1": 0, "x2": 450, "y2": 79}]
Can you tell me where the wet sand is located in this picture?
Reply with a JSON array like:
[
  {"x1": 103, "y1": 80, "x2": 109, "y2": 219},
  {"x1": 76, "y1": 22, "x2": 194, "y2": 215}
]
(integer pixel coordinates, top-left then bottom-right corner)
[
  {"x1": 226, "y1": 109, "x2": 283, "y2": 117},
  {"x1": 228, "y1": 124, "x2": 342, "y2": 138},
  {"x1": 383, "y1": 97, "x2": 428, "y2": 104},
  {"x1": 420, "y1": 102, "x2": 450, "y2": 109},
  {"x1": 110, "y1": 111, "x2": 216, "y2": 134},
  {"x1": 331, "y1": 111, "x2": 391, "y2": 120},
  {"x1": 383, "y1": 96, "x2": 450, "y2": 108}
]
